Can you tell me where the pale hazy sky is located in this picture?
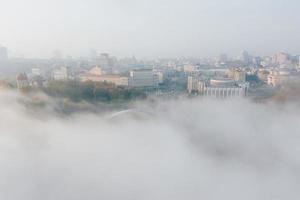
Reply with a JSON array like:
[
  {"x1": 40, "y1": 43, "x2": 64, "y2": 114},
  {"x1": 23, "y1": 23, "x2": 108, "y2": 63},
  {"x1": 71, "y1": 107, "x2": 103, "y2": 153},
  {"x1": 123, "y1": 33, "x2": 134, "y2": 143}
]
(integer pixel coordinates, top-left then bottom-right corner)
[{"x1": 0, "y1": 0, "x2": 299, "y2": 58}]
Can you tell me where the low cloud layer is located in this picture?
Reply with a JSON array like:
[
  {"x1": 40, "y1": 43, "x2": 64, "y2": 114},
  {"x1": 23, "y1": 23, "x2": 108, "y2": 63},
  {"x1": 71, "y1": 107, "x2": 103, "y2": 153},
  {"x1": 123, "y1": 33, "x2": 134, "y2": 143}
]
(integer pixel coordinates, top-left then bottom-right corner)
[{"x1": 0, "y1": 91, "x2": 299, "y2": 200}]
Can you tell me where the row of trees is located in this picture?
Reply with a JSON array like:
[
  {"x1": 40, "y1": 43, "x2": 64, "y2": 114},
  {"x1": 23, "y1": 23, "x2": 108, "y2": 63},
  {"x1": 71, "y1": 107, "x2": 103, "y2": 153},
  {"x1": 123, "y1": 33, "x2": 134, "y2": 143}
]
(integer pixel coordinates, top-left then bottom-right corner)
[{"x1": 42, "y1": 80, "x2": 147, "y2": 102}]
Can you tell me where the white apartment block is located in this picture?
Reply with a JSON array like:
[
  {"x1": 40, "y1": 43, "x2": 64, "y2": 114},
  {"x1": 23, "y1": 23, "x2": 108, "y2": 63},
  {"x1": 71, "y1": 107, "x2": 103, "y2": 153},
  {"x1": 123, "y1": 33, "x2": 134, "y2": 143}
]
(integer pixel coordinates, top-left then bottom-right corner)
[{"x1": 129, "y1": 69, "x2": 159, "y2": 88}]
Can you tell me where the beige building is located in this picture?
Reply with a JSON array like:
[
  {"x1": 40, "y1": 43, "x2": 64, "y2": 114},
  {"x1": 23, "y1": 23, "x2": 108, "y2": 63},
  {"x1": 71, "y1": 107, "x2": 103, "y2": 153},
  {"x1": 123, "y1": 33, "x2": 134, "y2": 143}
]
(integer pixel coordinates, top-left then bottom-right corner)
[
  {"x1": 188, "y1": 76, "x2": 205, "y2": 93},
  {"x1": 267, "y1": 70, "x2": 298, "y2": 87},
  {"x1": 80, "y1": 66, "x2": 128, "y2": 86},
  {"x1": 228, "y1": 68, "x2": 246, "y2": 82},
  {"x1": 184, "y1": 65, "x2": 197, "y2": 73},
  {"x1": 89, "y1": 66, "x2": 102, "y2": 76},
  {"x1": 80, "y1": 74, "x2": 128, "y2": 86},
  {"x1": 53, "y1": 67, "x2": 69, "y2": 81}
]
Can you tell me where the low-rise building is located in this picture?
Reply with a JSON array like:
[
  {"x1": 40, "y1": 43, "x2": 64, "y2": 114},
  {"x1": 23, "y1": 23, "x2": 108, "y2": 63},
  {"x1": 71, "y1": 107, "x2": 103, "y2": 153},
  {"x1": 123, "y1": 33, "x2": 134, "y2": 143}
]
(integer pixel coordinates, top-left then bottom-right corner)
[
  {"x1": 267, "y1": 69, "x2": 299, "y2": 87},
  {"x1": 53, "y1": 67, "x2": 69, "y2": 81},
  {"x1": 80, "y1": 66, "x2": 128, "y2": 86},
  {"x1": 128, "y1": 69, "x2": 159, "y2": 88},
  {"x1": 228, "y1": 68, "x2": 246, "y2": 82},
  {"x1": 16, "y1": 73, "x2": 29, "y2": 90},
  {"x1": 188, "y1": 76, "x2": 249, "y2": 98}
]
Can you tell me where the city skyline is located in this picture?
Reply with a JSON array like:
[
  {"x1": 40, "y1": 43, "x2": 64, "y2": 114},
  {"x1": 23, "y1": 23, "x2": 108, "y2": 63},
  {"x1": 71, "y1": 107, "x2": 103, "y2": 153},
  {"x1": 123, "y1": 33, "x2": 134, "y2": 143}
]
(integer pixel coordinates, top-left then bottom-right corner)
[{"x1": 1, "y1": 0, "x2": 300, "y2": 58}]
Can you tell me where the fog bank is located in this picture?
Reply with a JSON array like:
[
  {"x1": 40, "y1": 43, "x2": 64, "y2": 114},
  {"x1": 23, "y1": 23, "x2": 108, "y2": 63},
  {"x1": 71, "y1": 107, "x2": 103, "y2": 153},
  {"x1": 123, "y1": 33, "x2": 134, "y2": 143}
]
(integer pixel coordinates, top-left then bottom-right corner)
[{"x1": 0, "y1": 91, "x2": 299, "y2": 200}]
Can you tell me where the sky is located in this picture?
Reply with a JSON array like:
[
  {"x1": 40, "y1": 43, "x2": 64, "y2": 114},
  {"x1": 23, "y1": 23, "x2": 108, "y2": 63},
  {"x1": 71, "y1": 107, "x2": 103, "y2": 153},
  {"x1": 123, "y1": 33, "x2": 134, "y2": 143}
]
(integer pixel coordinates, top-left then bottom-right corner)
[{"x1": 0, "y1": 0, "x2": 300, "y2": 58}]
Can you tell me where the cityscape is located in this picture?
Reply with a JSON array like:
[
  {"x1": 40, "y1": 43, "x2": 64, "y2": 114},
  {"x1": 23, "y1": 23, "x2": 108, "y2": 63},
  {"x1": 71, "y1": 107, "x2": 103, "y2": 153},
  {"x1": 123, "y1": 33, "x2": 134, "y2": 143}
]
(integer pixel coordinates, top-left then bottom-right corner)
[
  {"x1": 1, "y1": 46, "x2": 300, "y2": 104},
  {"x1": 1, "y1": 0, "x2": 300, "y2": 200}
]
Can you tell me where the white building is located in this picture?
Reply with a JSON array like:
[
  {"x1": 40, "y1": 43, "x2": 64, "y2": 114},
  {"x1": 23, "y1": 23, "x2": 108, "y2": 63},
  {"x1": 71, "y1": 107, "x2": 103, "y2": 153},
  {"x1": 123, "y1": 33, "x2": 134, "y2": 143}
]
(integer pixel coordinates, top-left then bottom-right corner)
[
  {"x1": 154, "y1": 70, "x2": 164, "y2": 84},
  {"x1": 31, "y1": 68, "x2": 42, "y2": 76},
  {"x1": 188, "y1": 76, "x2": 205, "y2": 93},
  {"x1": 129, "y1": 69, "x2": 159, "y2": 88},
  {"x1": 53, "y1": 67, "x2": 69, "y2": 81},
  {"x1": 16, "y1": 73, "x2": 29, "y2": 90},
  {"x1": 227, "y1": 68, "x2": 246, "y2": 82},
  {"x1": 188, "y1": 76, "x2": 249, "y2": 98}
]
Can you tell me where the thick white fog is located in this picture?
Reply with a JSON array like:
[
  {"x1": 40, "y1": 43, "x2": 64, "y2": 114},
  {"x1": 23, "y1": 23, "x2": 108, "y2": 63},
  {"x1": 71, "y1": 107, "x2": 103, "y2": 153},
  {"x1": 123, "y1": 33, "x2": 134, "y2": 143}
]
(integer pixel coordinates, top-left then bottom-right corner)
[{"x1": 0, "y1": 91, "x2": 300, "y2": 200}]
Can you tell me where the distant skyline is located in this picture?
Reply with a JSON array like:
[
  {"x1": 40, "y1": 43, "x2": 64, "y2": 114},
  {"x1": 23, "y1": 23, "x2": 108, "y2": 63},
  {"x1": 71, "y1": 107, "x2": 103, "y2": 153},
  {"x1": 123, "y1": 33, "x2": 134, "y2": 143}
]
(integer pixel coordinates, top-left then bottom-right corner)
[{"x1": 1, "y1": 0, "x2": 300, "y2": 58}]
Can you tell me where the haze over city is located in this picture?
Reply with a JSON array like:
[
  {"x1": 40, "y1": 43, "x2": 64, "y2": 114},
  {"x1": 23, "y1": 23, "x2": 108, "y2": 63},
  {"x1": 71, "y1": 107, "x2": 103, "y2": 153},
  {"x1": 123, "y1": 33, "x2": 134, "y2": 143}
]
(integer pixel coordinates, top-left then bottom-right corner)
[
  {"x1": 1, "y1": 0, "x2": 300, "y2": 58},
  {"x1": 1, "y1": 0, "x2": 300, "y2": 200}
]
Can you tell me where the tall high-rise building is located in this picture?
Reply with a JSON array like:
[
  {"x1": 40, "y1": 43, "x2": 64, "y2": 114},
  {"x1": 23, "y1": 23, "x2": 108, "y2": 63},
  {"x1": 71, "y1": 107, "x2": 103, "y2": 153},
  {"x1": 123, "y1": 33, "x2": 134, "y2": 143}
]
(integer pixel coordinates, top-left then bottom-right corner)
[
  {"x1": 0, "y1": 46, "x2": 8, "y2": 60},
  {"x1": 239, "y1": 50, "x2": 252, "y2": 63},
  {"x1": 272, "y1": 52, "x2": 291, "y2": 65}
]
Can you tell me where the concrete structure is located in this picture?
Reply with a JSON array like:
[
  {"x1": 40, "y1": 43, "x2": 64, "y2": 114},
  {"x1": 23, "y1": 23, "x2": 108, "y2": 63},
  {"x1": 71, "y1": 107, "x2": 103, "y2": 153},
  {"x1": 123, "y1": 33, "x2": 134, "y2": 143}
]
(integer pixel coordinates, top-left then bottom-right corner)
[
  {"x1": 31, "y1": 68, "x2": 42, "y2": 76},
  {"x1": 16, "y1": 73, "x2": 29, "y2": 89},
  {"x1": 188, "y1": 76, "x2": 205, "y2": 93},
  {"x1": 188, "y1": 76, "x2": 248, "y2": 98},
  {"x1": 267, "y1": 69, "x2": 299, "y2": 87},
  {"x1": 202, "y1": 86, "x2": 246, "y2": 98},
  {"x1": 88, "y1": 66, "x2": 102, "y2": 76},
  {"x1": 183, "y1": 65, "x2": 198, "y2": 73},
  {"x1": 80, "y1": 66, "x2": 128, "y2": 87},
  {"x1": 257, "y1": 69, "x2": 270, "y2": 83},
  {"x1": 129, "y1": 69, "x2": 159, "y2": 88},
  {"x1": 272, "y1": 52, "x2": 291, "y2": 66},
  {"x1": 210, "y1": 78, "x2": 236, "y2": 87},
  {"x1": 53, "y1": 67, "x2": 69, "y2": 81},
  {"x1": 239, "y1": 50, "x2": 252, "y2": 63},
  {"x1": 154, "y1": 70, "x2": 164, "y2": 84},
  {"x1": 228, "y1": 68, "x2": 246, "y2": 82}
]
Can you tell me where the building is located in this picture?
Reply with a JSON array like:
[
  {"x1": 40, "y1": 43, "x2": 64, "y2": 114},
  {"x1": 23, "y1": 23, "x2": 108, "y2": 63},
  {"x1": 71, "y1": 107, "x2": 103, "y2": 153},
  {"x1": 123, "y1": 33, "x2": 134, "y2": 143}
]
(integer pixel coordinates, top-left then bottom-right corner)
[
  {"x1": 227, "y1": 68, "x2": 246, "y2": 82},
  {"x1": 202, "y1": 86, "x2": 247, "y2": 98},
  {"x1": 53, "y1": 67, "x2": 69, "y2": 81},
  {"x1": 252, "y1": 57, "x2": 262, "y2": 66},
  {"x1": 80, "y1": 66, "x2": 128, "y2": 86},
  {"x1": 257, "y1": 69, "x2": 270, "y2": 83},
  {"x1": 31, "y1": 75, "x2": 44, "y2": 88},
  {"x1": 272, "y1": 52, "x2": 291, "y2": 66},
  {"x1": 188, "y1": 76, "x2": 248, "y2": 98},
  {"x1": 16, "y1": 73, "x2": 29, "y2": 90},
  {"x1": 85, "y1": 74, "x2": 129, "y2": 86},
  {"x1": 210, "y1": 78, "x2": 236, "y2": 87},
  {"x1": 88, "y1": 66, "x2": 102, "y2": 76},
  {"x1": 129, "y1": 69, "x2": 159, "y2": 88},
  {"x1": 217, "y1": 54, "x2": 228, "y2": 64},
  {"x1": 183, "y1": 65, "x2": 198, "y2": 73},
  {"x1": 31, "y1": 68, "x2": 42, "y2": 76},
  {"x1": 239, "y1": 50, "x2": 252, "y2": 63},
  {"x1": 0, "y1": 46, "x2": 8, "y2": 60},
  {"x1": 154, "y1": 70, "x2": 164, "y2": 84},
  {"x1": 267, "y1": 69, "x2": 299, "y2": 87},
  {"x1": 188, "y1": 76, "x2": 202, "y2": 93},
  {"x1": 95, "y1": 53, "x2": 115, "y2": 71}
]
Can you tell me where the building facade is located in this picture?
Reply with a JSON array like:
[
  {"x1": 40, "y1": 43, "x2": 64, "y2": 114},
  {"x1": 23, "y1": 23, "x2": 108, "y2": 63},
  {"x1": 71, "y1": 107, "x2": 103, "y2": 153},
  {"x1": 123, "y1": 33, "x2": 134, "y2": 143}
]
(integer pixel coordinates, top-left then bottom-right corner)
[
  {"x1": 188, "y1": 76, "x2": 249, "y2": 98},
  {"x1": 129, "y1": 69, "x2": 159, "y2": 88}
]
